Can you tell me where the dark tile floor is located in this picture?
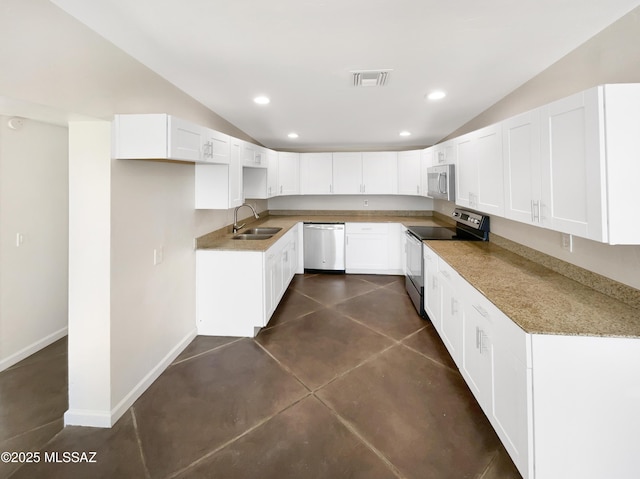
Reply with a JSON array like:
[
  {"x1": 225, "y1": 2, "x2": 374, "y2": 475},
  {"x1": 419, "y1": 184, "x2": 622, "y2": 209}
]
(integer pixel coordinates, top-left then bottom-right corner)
[{"x1": 1, "y1": 274, "x2": 522, "y2": 479}]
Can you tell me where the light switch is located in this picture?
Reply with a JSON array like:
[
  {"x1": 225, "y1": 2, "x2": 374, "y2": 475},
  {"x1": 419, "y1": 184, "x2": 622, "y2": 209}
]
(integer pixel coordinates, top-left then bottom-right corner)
[{"x1": 16, "y1": 233, "x2": 24, "y2": 247}]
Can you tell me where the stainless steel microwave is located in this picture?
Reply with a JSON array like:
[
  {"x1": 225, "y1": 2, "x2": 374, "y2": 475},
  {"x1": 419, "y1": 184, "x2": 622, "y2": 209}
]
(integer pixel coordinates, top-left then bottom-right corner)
[{"x1": 426, "y1": 164, "x2": 455, "y2": 201}]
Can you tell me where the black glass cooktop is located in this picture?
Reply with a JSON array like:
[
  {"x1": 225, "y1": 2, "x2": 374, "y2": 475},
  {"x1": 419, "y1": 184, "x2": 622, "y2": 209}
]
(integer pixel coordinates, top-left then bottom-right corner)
[{"x1": 407, "y1": 225, "x2": 487, "y2": 241}]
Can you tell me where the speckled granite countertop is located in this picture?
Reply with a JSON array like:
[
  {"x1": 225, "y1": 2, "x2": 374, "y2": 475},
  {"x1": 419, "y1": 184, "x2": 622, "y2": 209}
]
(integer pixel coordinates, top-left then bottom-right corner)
[
  {"x1": 196, "y1": 213, "x2": 448, "y2": 252},
  {"x1": 425, "y1": 240, "x2": 640, "y2": 338}
]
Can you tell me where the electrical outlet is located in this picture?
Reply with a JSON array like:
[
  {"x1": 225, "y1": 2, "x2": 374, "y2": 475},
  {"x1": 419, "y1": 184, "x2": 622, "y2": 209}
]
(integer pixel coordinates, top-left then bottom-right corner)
[
  {"x1": 363, "y1": 199, "x2": 369, "y2": 207},
  {"x1": 561, "y1": 233, "x2": 573, "y2": 252},
  {"x1": 154, "y1": 247, "x2": 164, "y2": 265}
]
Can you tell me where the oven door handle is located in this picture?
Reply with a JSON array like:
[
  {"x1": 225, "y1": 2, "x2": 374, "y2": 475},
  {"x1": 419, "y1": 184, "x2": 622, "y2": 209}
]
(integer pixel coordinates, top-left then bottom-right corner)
[{"x1": 405, "y1": 230, "x2": 421, "y2": 245}]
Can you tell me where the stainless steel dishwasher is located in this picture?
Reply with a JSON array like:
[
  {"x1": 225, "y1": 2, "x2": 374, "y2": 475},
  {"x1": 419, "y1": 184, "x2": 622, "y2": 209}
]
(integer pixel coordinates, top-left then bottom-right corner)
[{"x1": 303, "y1": 223, "x2": 345, "y2": 273}]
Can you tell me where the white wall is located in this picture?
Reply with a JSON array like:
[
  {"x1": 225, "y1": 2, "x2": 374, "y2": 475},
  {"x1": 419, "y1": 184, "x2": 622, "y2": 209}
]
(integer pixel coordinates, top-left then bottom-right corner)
[
  {"x1": 0, "y1": 0, "x2": 266, "y2": 427},
  {"x1": 268, "y1": 195, "x2": 433, "y2": 212},
  {"x1": 0, "y1": 116, "x2": 69, "y2": 371},
  {"x1": 436, "y1": 7, "x2": 640, "y2": 291}
]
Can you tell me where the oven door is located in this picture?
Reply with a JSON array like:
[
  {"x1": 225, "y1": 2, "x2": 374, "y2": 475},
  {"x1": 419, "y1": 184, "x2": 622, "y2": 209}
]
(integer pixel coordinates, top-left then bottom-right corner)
[{"x1": 405, "y1": 231, "x2": 423, "y2": 291}]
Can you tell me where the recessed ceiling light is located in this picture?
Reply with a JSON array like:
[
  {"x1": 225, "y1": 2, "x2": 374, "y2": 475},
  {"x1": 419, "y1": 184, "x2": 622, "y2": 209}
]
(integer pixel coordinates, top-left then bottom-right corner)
[
  {"x1": 426, "y1": 90, "x2": 446, "y2": 101},
  {"x1": 253, "y1": 96, "x2": 270, "y2": 105},
  {"x1": 288, "y1": 132, "x2": 299, "y2": 139},
  {"x1": 399, "y1": 131, "x2": 411, "y2": 137}
]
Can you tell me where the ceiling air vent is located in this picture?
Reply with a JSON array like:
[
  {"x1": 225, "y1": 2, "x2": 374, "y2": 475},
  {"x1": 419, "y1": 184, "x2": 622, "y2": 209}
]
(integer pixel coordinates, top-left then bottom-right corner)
[{"x1": 351, "y1": 70, "x2": 392, "y2": 87}]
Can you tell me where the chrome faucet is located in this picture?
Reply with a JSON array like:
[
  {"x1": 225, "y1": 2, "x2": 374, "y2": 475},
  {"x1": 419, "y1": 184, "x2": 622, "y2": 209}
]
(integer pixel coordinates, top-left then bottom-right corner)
[{"x1": 233, "y1": 203, "x2": 260, "y2": 233}]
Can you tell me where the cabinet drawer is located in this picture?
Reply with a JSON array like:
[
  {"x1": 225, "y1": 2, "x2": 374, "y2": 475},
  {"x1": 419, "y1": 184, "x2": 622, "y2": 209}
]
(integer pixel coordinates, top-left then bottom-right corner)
[
  {"x1": 346, "y1": 223, "x2": 389, "y2": 234},
  {"x1": 461, "y1": 280, "x2": 530, "y2": 367},
  {"x1": 437, "y1": 257, "x2": 460, "y2": 286}
]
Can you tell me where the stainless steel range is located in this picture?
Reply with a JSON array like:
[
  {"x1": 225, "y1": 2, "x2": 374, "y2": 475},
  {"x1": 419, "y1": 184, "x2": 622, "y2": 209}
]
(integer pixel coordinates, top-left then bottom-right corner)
[{"x1": 405, "y1": 208, "x2": 490, "y2": 318}]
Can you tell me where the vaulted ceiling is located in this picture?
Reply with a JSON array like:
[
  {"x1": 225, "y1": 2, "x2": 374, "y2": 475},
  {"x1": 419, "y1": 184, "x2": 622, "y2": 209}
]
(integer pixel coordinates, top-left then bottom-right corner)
[{"x1": 52, "y1": 0, "x2": 640, "y2": 150}]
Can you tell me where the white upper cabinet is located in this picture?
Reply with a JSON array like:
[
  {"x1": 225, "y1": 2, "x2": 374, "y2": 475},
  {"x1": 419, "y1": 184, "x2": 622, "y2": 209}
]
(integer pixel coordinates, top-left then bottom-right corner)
[
  {"x1": 201, "y1": 128, "x2": 230, "y2": 164},
  {"x1": 432, "y1": 139, "x2": 457, "y2": 165},
  {"x1": 114, "y1": 114, "x2": 226, "y2": 163},
  {"x1": 300, "y1": 153, "x2": 333, "y2": 194},
  {"x1": 266, "y1": 149, "x2": 279, "y2": 198},
  {"x1": 195, "y1": 137, "x2": 243, "y2": 209},
  {"x1": 503, "y1": 110, "x2": 542, "y2": 225},
  {"x1": 362, "y1": 152, "x2": 398, "y2": 194},
  {"x1": 502, "y1": 84, "x2": 640, "y2": 244},
  {"x1": 333, "y1": 152, "x2": 364, "y2": 194},
  {"x1": 168, "y1": 116, "x2": 206, "y2": 162},
  {"x1": 333, "y1": 152, "x2": 398, "y2": 195},
  {"x1": 397, "y1": 150, "x2": 423, "y2": 196},
  {"x1": 277, "y1": 152, "x2": 300, "y2": 196},
  {"x1": 241, "y1": 141, "x2": 266, "y2": 168},
  {"x1": 455, "y1": 124, "x2": 504, "y2": 215},
  {"x1": 540, "y1": 89, "x2": 603, "y2": 240}
]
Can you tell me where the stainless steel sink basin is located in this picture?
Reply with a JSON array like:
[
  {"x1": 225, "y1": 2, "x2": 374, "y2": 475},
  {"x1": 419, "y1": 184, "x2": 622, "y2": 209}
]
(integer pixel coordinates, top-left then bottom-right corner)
[
  {"x1": 232, "y1": 233, "x2": 274, "y2": 240},
  {"x1": 241, "y1": 227, "x2": 282, "y2": 235}
]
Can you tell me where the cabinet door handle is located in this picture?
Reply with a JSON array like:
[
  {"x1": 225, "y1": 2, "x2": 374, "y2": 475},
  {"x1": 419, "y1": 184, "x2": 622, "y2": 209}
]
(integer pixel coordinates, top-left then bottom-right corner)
[
  {"x1": 451, "y1": 298, "x2": 458, "y2": 315},
  {"x1": 280, "y1": 185, "x2": 283, "y2": 194},
  {"x1": 329, "y1": 184, "x2": 333, "y2": 193},
  {"x1": 531, "y1": 200, "x2": 541, "y2": 222},
  {"x1": 473, "y1": 304, "x2": 488, "y2": 318},
  {"x1": 441, "y1": 270, "x2": 450, "y2": 279},
  {"x1": 475, "y1": 326, "x2": 481, "y2": 349}
]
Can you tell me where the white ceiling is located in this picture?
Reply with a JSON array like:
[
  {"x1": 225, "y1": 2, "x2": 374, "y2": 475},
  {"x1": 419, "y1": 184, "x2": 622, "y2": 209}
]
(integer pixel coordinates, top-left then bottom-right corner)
[{"x1": 51, "y1": 0, "x2": 639, "y2": 150}]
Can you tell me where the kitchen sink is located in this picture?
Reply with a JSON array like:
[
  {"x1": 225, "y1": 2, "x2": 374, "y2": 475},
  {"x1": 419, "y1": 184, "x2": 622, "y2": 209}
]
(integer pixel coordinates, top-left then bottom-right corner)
[
  {"x1": 232, "y1": 233, "x2": 274, "y2": 240},
  {"x1": 241, "y1": 227, "x2": 282, "y2": 235}
]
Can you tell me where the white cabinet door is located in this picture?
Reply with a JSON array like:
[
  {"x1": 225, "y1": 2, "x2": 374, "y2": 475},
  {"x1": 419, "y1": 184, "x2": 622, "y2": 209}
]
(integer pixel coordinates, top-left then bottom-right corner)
[
  {"x1": 345, "y1": 223, "x2": 389, "y2": 273},
  {"x1": 169, "y1": 116, "x2": 204, "y2": 162},
  {"x1": 242, "y1": 141, "x2": 266, "y2": 168},
  {"x1": 362, "y1": 152, "x2": 398, "y2": 194},
  {"x1": 540, "y1": 88, "x2": 604, "y2": 240},
  {"x1": 300, "y1": 153, "x2": 333, "y2": 194},
  {"x1": 229, "y1": 139, "x2": 243, "y2": 207},
  {"x1": 264, "y1": 251, "x2": 278, "y2": 320},
  {"x1": 455, "y1": 133, "x2": 475, "y2": 208},
  {"x1": 455, "y1": 124, "x2": 503, "y2": 214},
  {"x1": 423, "y1": 246, "x2": 440, "y2": 331},
  {"x1": 493, "y1": 338, "x2": 532, "y2": 478},
  {"x1": 503, "y1": 110, "x2": 542, "y2": 225},
  {"x1": 278, "y1": 152, "x2": 300, "y2": 196},
  {"x1": 333, "y1": 152, "x2": 363, "y2": 194},
  {"x1": 438, "y1": 259, "x2": 462, "y2": 367},
  {"x1": 476, "y1": 124, "x2": 504, "y2": 215},
  {"x1": 195, "y1": 137, "x2": 241, "y2": 209},
  {"x1": 202, "y1": 129, "x2": 230, "y2": 164},
  {"x1": 266, "y1": 149, "x2": 279, "y2": 198},
  {"x1": 461, "y1": 288, "x2": 493, "y2": 414},
  {"x1": 398, "y1": 150, "x2": 422, "y2": 195},
  {"x1": 433, "y1": 139, "x2": 457, "y2": 165}
]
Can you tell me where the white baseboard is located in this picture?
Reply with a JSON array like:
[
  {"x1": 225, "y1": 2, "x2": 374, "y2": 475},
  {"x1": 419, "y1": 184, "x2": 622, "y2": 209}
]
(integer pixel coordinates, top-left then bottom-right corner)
[
  {"x1": 0, "y1": 327, "x2": 68, "y2": 372},
  {"x1": 109, "y1": 328, "x2": 197, "y2": 427},
  {"x1": 64, "y1": 409, "x2": 112, "y2": 428},
  {"x1": 63, "y1": 328, "x2": 197, "y2": 428}
]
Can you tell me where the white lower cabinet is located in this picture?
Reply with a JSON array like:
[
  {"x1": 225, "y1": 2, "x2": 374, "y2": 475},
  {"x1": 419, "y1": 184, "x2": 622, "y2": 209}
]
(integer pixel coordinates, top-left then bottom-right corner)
[
  {"x1": 424, "y1": 243, "x2": 640, "y2": 478},
  {"x1": 345, "y1": 223, "x2": 403, "y2": 274},
  {"x1": 438, "y1": 258, "x2": 463, "y2": 368},
  {"x1": 197, "y1": 225, "x2": 298, "y2": 336},
  {"x1": 422, "y1": 247, "x2": 440, "y2": 332},
  {"x1": 424, "y1": 245, "x2": 532, "y2": 478}
]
